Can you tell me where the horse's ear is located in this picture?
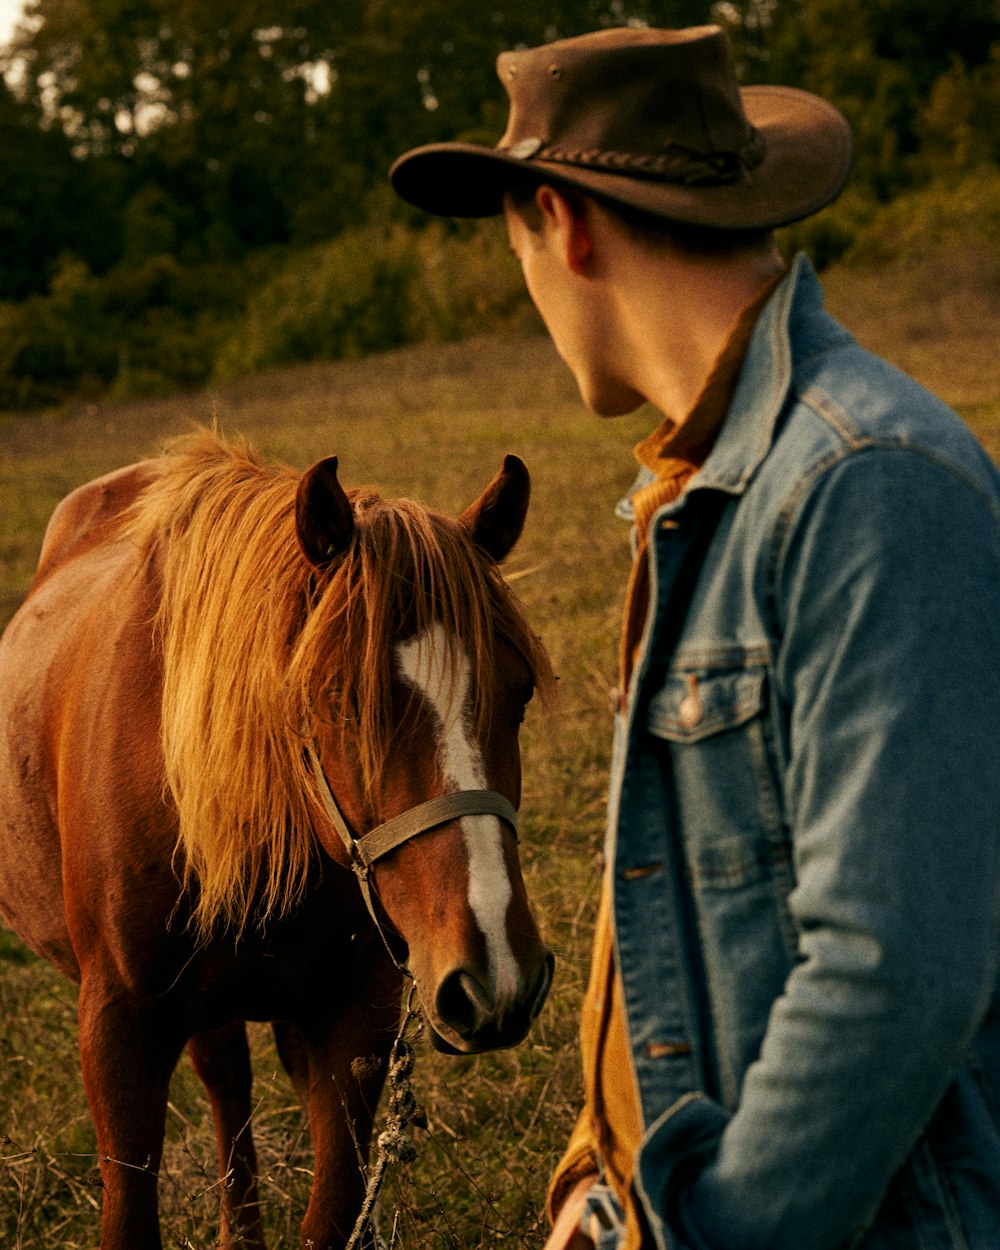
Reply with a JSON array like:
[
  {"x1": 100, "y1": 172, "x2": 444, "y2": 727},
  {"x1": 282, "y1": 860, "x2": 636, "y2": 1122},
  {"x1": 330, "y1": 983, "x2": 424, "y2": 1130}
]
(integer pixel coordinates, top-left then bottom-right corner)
[
  {"x1": 296, "y1": 456, "x2": 355, "y2": 566},
  {"x1": 458, "y1": 454, "x2": 530, "y2": 562}
]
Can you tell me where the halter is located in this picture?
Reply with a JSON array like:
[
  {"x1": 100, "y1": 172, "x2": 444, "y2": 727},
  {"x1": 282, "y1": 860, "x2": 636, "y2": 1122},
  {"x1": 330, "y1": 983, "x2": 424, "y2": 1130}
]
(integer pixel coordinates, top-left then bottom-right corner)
[{"x1": 305, "y1": 741, "x2": 519, "y2": 974}]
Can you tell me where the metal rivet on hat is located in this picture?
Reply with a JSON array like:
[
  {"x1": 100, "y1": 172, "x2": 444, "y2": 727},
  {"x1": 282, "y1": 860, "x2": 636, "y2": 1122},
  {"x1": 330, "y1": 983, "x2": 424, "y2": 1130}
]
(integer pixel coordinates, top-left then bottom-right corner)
[
  {"x1": 547, "y1": 63, "x2": 562, "y2": 79},
  {"x1": 506, "y1": 136, "x2": 543, "y2": 160}
]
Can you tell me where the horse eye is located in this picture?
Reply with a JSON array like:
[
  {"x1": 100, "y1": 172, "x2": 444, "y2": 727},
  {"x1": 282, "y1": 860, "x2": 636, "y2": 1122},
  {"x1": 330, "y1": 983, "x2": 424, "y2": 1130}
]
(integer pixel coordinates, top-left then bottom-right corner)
[{"x1": 323, "y1": 687, "x2": 358, "y2": 727}]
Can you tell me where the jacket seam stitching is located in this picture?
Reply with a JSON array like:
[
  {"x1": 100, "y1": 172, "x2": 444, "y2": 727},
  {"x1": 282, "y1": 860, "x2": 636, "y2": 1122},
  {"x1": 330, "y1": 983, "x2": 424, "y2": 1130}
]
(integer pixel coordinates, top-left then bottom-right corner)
[
  {"x1": 765, "y1": 438, "x2": 1000, "y2": 627},
  {"x1": 799, "y1": 382, "x2": 867, "y2": 448}
]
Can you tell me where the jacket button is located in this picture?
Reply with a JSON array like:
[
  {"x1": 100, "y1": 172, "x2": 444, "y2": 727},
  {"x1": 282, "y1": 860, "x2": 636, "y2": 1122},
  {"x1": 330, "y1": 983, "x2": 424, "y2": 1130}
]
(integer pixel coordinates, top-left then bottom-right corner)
[
  {"x1": 678, "y1": 691, "x2": 703, "y2": 728},
  {"x1": 678, "y1": 674, "x2": 703, "y2": 728}
]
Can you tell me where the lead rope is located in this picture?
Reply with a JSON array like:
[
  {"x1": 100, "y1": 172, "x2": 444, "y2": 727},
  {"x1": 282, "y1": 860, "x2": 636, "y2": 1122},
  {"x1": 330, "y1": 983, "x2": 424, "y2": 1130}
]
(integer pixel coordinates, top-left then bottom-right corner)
[
  {"x1": 303, "y1": 740, "x2": 516, "y2": 1248},
  {"x1": 344, "y1": 982, "x2": 424, "y2": 1250}
]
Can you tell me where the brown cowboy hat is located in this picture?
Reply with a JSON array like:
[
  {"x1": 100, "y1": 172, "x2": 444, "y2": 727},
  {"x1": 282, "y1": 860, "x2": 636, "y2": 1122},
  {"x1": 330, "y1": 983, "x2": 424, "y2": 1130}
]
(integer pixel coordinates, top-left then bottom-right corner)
[{"x1": 389, "y1": 25, "x2": 854, "y2": 231}]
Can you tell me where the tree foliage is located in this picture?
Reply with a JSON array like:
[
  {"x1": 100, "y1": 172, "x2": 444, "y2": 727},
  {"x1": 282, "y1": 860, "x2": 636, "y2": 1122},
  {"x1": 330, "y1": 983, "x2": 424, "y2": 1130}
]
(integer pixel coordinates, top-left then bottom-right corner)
[
  {"x1": 761, "y1": 0, "x2": 1000, "y2": 194},
  {"x1": 0, "y1": 0, "x2": 997, "y2": 406},
  {"x1": 4, "y1": 0, "x2": 719, "y2": 263}
]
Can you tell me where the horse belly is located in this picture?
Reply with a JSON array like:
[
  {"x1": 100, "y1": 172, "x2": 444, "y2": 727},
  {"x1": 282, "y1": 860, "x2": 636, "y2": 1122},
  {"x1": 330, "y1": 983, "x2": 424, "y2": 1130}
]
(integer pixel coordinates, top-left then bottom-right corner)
[
  {"x1": 0, "y1": 589, "x2": 79, "y2": 977},
  {"x1": 0, "y1": 540, "x2": 156, "y2": 980}
]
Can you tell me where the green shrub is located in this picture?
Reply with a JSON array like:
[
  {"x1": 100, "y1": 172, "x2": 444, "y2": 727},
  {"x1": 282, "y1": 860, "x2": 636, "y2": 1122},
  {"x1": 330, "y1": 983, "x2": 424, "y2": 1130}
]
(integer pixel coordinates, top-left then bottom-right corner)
[
  {"x1": 406, "y1": 220, "x2": 530, "y2": 342},
  {"x1": 213, "y1": 220, "x2": 531, "y2": 382},
  {"x1": 778, "y1": 168, "x2": 1000, "y2": 282},
  {"x1": 777, "y1": 187, "x2": 881, "y2": 270},
  {"x1": 3, "y1": 167, "x2": 997, "y2": 412},
  {"x1": 0, "y1": 254, "x2": 252, "y2": 410},
  {"x1": 916, "y1": 48, "x2": 1000, "y2": 177},
  {"x1": 0, "y1": 258, "x2": 119, "y2": 408},
  {"x1": 843, "y1": 167, "x2": 1000, "y2": 269},
  {"x1": 213, "y1": 225, "x2": 423, "y2": 378}
]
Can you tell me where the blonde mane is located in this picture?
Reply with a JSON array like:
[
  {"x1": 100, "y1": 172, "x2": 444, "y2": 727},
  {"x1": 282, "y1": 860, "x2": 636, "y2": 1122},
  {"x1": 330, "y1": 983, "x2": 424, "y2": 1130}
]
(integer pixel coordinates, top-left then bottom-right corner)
[{"x1": 125, "y1": 429, "x2": 553, "y2": 938}]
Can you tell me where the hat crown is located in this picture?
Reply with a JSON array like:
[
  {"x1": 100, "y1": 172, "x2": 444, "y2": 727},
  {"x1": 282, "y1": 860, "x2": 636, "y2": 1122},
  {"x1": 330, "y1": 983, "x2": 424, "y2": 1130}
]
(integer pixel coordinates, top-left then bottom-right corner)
[
  {"x1": 497, "y1": 26, "x2": 754, "y2": 162},
  {"x1": 388, "y1": 23, "x2": 854, "y2": 230}
]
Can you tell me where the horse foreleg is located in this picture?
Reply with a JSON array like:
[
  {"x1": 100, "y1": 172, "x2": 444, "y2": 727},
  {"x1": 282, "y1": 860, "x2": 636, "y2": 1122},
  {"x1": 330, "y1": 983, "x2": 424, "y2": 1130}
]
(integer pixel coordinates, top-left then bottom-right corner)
[
  {"x1": 188, "y1": 1021, "x2": 267, "y2": 1250},
  {"x1": 296, "y1": 984, "x2": 400, "y2": 1250},
  {"x1": 77, "y1": 976, "x2": 184, "y2": 1250},
  {"x1": 273, "y1": 1018, "x2": 311, "y2": 1107}
]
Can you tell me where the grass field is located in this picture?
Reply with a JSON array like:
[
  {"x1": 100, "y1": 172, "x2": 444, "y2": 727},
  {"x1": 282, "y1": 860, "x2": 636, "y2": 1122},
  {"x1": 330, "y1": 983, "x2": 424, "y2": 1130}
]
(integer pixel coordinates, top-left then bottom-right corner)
[{"x1": 1, "y1": 249, "x2": 999, "y2": 1248}]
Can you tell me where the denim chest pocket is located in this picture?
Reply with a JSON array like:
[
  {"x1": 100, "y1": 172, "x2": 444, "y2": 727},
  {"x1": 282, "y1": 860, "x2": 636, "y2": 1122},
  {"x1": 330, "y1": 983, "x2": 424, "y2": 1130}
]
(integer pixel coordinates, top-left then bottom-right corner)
[
  {"x1": 645, "y1": 661, "x2": 791, "y2": 895},
  {"x1": 648, "y1": 667, "x2": 766, "y2": 744}
]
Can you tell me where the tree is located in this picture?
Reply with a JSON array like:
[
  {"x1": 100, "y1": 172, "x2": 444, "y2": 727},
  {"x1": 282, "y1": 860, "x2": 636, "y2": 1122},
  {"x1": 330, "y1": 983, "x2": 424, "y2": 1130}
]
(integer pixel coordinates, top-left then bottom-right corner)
[
  {"x1": 4, "y1": 0, "x2": 361, "y2": 258},
  {"x1": 0, "y1": 75, "x2": 82, "y2": 298},
  {"x1": 762, "y1": 0, "x2": 1000, "y2": 195}
]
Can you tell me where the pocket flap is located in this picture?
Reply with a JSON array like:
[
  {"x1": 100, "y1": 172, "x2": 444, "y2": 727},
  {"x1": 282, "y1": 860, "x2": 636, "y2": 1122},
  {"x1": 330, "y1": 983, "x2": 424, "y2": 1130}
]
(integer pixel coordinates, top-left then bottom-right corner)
[{"x1": 647, "y1": 667, "x2": 766, "y2": 743}]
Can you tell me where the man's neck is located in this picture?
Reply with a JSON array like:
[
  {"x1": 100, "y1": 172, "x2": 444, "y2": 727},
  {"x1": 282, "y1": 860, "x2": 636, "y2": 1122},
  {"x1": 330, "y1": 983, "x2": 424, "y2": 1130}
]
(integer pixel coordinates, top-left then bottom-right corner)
[{"x1": 591, "y1": 210, "x2": 786, "y2": 422}]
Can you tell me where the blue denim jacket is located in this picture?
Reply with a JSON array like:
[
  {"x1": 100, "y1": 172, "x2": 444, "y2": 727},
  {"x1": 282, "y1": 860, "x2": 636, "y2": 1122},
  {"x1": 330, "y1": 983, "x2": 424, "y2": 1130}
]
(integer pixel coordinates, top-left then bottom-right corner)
[{"x1": 609, "y1": 255, "x2": 1000, "y2": 1249}]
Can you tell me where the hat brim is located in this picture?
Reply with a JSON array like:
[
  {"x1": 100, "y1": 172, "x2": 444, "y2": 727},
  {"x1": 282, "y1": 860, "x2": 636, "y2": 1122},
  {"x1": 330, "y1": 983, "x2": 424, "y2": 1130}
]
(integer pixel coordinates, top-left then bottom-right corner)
[{"x1": 390, "y1": 86, "x2": 854, "y2": 231}]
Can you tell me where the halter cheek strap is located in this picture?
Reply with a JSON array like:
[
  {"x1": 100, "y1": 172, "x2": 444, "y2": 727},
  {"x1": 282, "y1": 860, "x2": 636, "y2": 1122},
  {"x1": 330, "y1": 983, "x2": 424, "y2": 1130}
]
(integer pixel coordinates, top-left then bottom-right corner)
[{"x1": 305, "y1": 741, "x2": 519, "y2": 973}]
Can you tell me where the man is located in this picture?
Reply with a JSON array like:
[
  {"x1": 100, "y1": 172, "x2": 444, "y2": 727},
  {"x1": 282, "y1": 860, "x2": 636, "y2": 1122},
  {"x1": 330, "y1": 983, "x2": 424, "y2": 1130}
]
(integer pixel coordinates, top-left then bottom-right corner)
[{"x1": 390, "y1": 25, "x2": 1000, "y2": 1250}]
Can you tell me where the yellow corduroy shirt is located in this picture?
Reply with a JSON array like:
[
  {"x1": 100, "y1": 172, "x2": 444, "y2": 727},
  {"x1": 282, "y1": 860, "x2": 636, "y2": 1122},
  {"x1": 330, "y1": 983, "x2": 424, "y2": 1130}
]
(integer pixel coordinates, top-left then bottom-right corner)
[{"x1": 547, "y1": 271, "x2": 785, "y2": 1250}]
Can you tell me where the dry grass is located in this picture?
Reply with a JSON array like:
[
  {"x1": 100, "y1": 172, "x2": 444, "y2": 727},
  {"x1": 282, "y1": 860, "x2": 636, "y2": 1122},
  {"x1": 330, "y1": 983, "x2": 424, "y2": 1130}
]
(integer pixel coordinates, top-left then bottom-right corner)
[
  {"x1": 0, "y1": 326, "x2": 646, "y2": 1248},
  {"x1": 1, "y1": 248, "x2": 998, "y2": 1247}
]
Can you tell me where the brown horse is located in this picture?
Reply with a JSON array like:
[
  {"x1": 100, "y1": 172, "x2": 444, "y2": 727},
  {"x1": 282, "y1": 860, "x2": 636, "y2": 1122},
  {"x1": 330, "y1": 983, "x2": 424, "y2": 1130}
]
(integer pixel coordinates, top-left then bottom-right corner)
[{"x1": 0, "y1": 429, "x2": 555, "y2": 1250}]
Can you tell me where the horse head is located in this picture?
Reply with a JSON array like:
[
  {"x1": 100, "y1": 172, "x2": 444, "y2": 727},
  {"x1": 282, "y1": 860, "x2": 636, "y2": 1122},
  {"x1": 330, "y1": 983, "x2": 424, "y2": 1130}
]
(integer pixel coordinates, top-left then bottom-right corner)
[{"x1": 295, "y1": 454, "x2": 554, "y2": 1054}]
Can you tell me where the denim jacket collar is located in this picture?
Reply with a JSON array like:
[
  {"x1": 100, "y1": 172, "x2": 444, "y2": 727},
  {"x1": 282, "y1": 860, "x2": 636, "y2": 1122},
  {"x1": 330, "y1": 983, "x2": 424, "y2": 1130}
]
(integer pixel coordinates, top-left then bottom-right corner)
[{"x1": 688, "y1": 254, "x2": 802, "y2": 498}]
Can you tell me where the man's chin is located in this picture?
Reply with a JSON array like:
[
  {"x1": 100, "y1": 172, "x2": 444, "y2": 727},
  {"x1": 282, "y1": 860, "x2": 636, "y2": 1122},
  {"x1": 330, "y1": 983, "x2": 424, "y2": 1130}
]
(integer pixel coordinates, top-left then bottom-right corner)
[{"x1": 582, "y1": 383, "x2": 645, "y2": 418}]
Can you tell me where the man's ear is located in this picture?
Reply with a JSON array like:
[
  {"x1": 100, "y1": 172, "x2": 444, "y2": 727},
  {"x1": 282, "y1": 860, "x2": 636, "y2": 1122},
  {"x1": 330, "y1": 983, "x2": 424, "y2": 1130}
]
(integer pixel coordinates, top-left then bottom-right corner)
[{"x1": 536, "y1": 184, "x2": 594, "y2": 275}]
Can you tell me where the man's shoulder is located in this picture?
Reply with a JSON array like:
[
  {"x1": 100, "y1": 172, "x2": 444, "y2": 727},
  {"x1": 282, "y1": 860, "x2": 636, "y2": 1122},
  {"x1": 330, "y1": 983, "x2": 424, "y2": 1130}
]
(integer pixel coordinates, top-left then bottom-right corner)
[
  {"x1": 771, "y1": 261, "x2": 1000, "y2": 504},
  {"x1": 687, "y1": 255, "x2": 998, "y2": 521},
  {"x1": 787, "y1": 333, "x2": 1000, "y2": 505}
]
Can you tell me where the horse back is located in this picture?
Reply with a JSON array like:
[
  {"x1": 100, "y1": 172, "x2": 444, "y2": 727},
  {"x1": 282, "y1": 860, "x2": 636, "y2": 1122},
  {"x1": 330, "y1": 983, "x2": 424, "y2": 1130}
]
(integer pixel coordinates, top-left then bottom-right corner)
[{"x1": 32, "y1": 460, "x2": 157, "y2": 589}]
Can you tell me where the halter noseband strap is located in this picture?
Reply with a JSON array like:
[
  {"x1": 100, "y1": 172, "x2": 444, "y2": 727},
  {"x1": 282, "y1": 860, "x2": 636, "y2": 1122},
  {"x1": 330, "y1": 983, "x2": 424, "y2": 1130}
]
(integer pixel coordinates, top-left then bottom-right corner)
[{"x1": 305, "y1": 741, "x2": 519, "y2": 972}]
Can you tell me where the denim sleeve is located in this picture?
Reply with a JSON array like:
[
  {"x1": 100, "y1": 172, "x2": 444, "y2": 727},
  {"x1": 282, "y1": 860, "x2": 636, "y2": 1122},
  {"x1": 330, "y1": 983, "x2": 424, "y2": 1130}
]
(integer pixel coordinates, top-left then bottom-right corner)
[{"x1": 644, "y1": 446, "x2": 1000, "y2": 1250}]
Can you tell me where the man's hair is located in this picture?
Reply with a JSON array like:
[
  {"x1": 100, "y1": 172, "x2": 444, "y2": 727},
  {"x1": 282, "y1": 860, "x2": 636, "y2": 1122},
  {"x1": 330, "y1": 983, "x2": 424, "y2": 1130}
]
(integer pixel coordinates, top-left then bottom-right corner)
[{"x1": 504, "y1": 176, "x2": 774, "y2": 259}]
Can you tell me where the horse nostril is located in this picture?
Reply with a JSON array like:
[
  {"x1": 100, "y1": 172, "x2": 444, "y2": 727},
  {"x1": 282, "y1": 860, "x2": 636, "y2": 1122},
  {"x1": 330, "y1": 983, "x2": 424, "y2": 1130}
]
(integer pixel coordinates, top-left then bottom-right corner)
[
  {"x1": 530, "y1": 950, "x2": 555, "y2": 1020},
  {"x1": 435, "y1": 969, "x2": 492, "y2": 1040}
]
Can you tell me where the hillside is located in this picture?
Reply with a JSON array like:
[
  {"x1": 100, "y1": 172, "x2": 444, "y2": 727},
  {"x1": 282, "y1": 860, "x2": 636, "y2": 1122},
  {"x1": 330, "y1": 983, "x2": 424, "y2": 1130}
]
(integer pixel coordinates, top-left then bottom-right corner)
[{"x1": 0, "y1": 244, "x2": 998, "y2": 1247}]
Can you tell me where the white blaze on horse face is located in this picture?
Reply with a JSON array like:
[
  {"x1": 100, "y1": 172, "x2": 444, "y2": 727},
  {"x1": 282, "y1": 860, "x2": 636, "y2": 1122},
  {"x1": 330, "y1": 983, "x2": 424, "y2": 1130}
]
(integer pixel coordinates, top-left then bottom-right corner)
[{"x1": 395, "y1": 622, "x2": 520, "y2": 1004}]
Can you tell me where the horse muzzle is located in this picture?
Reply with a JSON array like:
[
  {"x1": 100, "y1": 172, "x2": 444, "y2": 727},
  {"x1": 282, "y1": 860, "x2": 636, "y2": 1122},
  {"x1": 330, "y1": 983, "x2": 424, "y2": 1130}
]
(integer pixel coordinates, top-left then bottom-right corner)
[{"x1": 426, "y1": 947, "x2": 555, "y2": 1054}]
